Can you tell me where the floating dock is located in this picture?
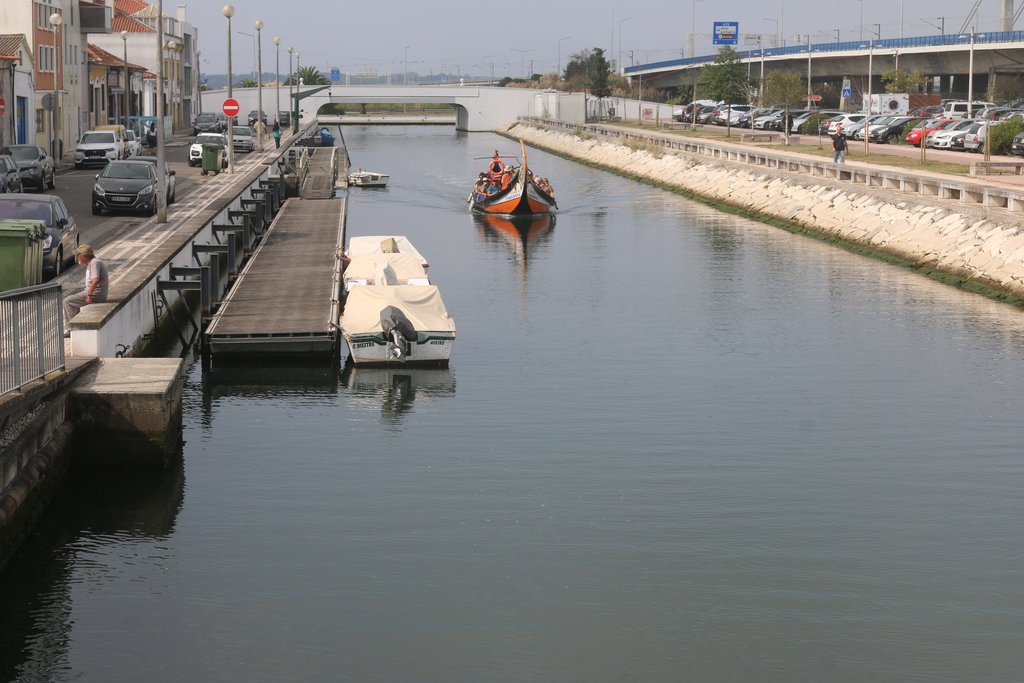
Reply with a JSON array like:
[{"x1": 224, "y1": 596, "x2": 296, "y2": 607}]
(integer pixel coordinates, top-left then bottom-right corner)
[{"x1": 204, "y1": 196, "x2": 346, "y2": 358}]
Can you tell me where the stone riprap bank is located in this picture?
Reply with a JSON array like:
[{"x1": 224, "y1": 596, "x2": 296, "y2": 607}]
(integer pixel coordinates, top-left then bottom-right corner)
[{"x1": 510, "y1": 122, "x2": 1024, "y2": 301}]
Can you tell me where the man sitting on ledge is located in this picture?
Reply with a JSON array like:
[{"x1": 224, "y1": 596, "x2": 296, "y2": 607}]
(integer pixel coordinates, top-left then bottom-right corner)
[{"x1": 63, "y1": 244, "x2": 108, "y2": 338}]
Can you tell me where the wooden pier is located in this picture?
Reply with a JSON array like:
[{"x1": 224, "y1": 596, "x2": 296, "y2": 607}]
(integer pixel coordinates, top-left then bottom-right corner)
[{"x1": 204, "y1": 196, "x2": 347, "y2": 358}]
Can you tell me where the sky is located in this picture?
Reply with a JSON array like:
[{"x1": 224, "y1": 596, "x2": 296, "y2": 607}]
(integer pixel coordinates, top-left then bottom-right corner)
[{"x1": 184, "y1": 0, "x2": 1012, "y2": 78}]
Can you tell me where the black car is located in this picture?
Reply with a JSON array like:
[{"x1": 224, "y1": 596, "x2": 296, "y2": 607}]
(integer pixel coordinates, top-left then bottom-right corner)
[
  {"x1": 0, "y1": 155, "x2": 22, "y2": 193},
  {"x1": 3, "y1": 144, "x2": 55, "y2": 191},
  {"x1": 0, "y1": 193, "x2": 80, "y2": 277},
  {"x1": 92, "y1": 159, "x2": 176, "y2": 216},
  {"x1": 248, "y1": 110, "x2": 268, "y2": 126},
  {"x1": 193, "y1": 112, "x2": 226, "y2": 135},
  {"x1": 1012, "y1": 132, "x2": 1024, "y2": 157},
  {"x1": 868, "y1": 116, "x2": 919, "y2": 143},
  {"x1": 278, "y1": 111, "x2": 291, "y2": 127}
]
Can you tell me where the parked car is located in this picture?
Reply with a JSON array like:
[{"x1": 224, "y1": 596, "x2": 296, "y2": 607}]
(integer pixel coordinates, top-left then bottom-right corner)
[
  {"x1": 74, "y1": 130, "x2": 125, "y2": 168},
  {"x1": 0, "y1": 155, "x2": 23, "y2": 193},
  {"x1": 278, "y1": 111, "x2": 291, "y2": 127},
  {"x1": 193, "y1": 112, "x2": 227, "y2": 135},
  {"x1": 753, "y1": 110, "x2": 785, "y2": 129},
  {"x1": 847, "y1": 114, "x2": 892, "y2": 140},
  {"x1": 133, "y1": 156, "x2": 177, "y2": 204},
  {"x1": 123, "y1": 129, "x2": 142, "y2": 158},
  {"x1": 695, "y1": 106, "x2": 718, "y2": 124},
  {"x1": 248, "y1": 110, "x2": 268, "y2": 126},
  {"x1": 2, "y1": 144, "x2": 55, "y2": 191},
  {"x1": 963, "y1": 120, "x2": 1002, "y2": 152},
  {"x1": 710, "y1": 104, "x2": 753, "y2": 126},
  {"x1": 92, "y1": 159, "x2": 175, "y2": 216},
  {"x1": 941, "y1": 100, "x2": 994, "y2": 119},
  {"x1": 1011, "y1": 131, "x2": 1024, "y2": 156},
  {"x1": 231, "y1": 125, "x2": 255, "y2": 153},
  {"x1": 905, "y1": 118, "x2": 954, "y2": 147},
  {"x1": 821, "y1": 113, "x2": 867, "y2": 136},
  {"x1": 793, "y1": 110, "x2": 840, "y2": 134},
  {"x1": 868, "y1": 116, "x2": 919, "y2": 143},
  {"x1": 0, "y1": 193, "x2": 79, "y2": 277},
  {"x1": 188, "y1": 133, "x2": 228, "y2": 168},
  {"x1": 927, "y1": 119, "x2": 977, "y2": 148}
]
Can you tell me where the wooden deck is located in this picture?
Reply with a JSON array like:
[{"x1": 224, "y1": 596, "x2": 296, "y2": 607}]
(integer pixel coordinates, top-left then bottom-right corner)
[{"x1": 204, "y1": 196, "x2": 347, "y2": 358}]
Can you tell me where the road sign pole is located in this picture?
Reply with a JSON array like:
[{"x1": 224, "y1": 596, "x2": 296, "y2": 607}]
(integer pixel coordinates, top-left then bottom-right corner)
[{"x1": 223, "y1": 97, "x2": 240, "y2": 174}]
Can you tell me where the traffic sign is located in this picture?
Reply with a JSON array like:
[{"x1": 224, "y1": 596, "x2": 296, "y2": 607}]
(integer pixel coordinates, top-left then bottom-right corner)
[
  {"x1": 841, "y1": 87, "x2": 853, "y2": 98},
  {"x1": 222, "y1": 98, "x2": 240, "y2": 117},
  {"x1": 713, "y1": 21, "x2": 739, "y2": 45},
  {"x1": 0, "y1": 98, "x2": 5, "y2": 117}
]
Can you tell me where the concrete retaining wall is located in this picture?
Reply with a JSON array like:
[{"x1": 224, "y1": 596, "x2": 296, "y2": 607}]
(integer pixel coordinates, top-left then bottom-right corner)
[{"x1": 510, "y1": 121, "x2": 1024, "y2": 300}]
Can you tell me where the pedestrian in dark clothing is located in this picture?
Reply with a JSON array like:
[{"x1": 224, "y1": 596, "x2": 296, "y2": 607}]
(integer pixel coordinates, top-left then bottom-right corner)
[
  {"x1": 146, "y1": 122, "x2": 157, "y2": 149},
  {"x1": 831, "y1": 124, "x2": 848, "y2": 164},
  {"x1": 272, "y1": 118, "x2": 281, "y2": 148}
]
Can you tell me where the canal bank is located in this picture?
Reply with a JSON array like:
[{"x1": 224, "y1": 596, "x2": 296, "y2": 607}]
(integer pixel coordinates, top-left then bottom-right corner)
[{"x1": 509, "y1": 119, "x2": 1024, "y2": 303}]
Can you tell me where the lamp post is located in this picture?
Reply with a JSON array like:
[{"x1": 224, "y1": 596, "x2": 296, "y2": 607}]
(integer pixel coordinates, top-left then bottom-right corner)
[
  {"x1": 273, "y1": 36, "x2": 280, "y2": 125},
  {"x1": 288, "y1": 46, "x2": 294, "y2": 133},
  {"x1": 967, "y1": 29, "x2": 976, "y2": 118},
  {"x1": 759, "y1": 36, "x2": 765, "y2": 106},
  {"x1": 121, "y1": 31, "x2": 130, "y2": 129},
  {"x1": 238, "y1": 31, "x2": 255, "y2": 82},
  {"x1": 404, "y1": 46, "x2": 409, "y2": 115},
  {"x1": 864, "y1": 38, "x2": 873, "y2": 155},
  {"x1": 49, "y1": 12, "x2": 61, "y2": 159},
  {"x1": 858, "y1": 0, "x2": 864, "y2": 42},
  {"x1": 557, "y1": 36, "x2": 571, "y2": 77},
  {"x1": 223, "y1": 4, "x2": 235, "y2": 174},
  {"x1": 156, "y1": 0, "x2": 167, "y2": 223},
  {"x1": 690, "y1": 0, "x2": 708, "y2": 58},
  {"x1": 618, "y1": 15, "x2": 633, "y2": 73},
  {"x1": 511, "y1": 48, "x2": 532, "y2": 78},
  {"x1": 806, "y1": 34, "x2": 813, "y2": 105},
  {"x1": 254, "y1": 20, "x2": 264, "y2": 151}
]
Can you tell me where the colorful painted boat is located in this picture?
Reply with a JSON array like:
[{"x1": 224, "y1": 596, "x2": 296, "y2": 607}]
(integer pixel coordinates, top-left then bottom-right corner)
[{"x1": 468, "y1": 140, "x2": 556, "y2": 216}]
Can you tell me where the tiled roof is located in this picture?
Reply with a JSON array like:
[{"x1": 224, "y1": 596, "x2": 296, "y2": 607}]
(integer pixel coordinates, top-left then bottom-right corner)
[
  {"x1": 87, "y1": 43, "x2": 145, "y2": 70},
  {"x1": 0, "y1": 33, "x2": 27, "y2": 58},
  {"x1": 115, "y1": 0, "x2": 150, "y2": 15},
  {"x1": 112, "y1": 15, "x2": 153, "y2": 32}
]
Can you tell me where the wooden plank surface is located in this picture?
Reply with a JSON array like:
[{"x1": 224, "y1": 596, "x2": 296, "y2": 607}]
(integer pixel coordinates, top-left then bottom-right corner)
[{"x1": 207, "y1": 197, "x2": 345, "y2": 339}]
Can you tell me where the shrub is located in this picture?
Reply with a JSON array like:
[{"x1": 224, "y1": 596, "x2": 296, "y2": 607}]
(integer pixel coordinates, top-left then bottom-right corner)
[
  {"x1": 987, "y1": 118, "x2": 1024, "y2": 156},
  {"x1": 800, "y1": 113, "x2": 830, "y2": 134}
]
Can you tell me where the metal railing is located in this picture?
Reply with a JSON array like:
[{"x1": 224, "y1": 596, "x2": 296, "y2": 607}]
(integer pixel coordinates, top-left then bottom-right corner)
[{"x1": 1, "y1": 283, "x2": 66, "y2": 395}]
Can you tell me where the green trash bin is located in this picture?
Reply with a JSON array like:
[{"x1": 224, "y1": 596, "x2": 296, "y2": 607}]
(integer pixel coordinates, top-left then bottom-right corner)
[
  {"x1": 0, "y1": 220, "x2": 46, "y2": 291},
  {"x1": 201, "y1": 144, "x2": 224, "y2": 175}
]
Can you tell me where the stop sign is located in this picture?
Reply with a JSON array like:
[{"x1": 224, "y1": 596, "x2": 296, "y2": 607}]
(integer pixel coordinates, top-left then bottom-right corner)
[
  {"x1": 0, "y1": 98, "x2": 6, "y2": 117},
  {"x1": 222, "y1": 98, "x2": 240, "y2": 117}
]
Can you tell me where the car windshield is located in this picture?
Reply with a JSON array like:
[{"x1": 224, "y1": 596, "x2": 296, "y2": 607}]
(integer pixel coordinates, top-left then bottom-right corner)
[
  {"x1": 101, "y1": 163, "x2": 153, "y2": 180},
  {"x1": 81, "y1": 132, "x2": 116, "y2": 144},
  {"x1": 197, "y1": 114, "x2": 217, "y2": 122},
  {"x1": 0, "y1": 199, "x2": 52, "y2": 225},
  {"x1": 196, "y1": 135, "x2": 224, "y2": 145},
  {"x1": 125, "y1": 131, "x2": 136, "y2": 141},
  {"x1": 7, "y1": 147, "x2": 39, "y2": 161},
  {"x1": 233, "y1": 127, "x2": 252, "y2": 136}
]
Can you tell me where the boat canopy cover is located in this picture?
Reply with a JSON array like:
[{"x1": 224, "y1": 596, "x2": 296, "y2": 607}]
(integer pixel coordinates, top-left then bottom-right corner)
[
  {"x1": 345, "y1": 253, "x2": 426, "y2": 284},
  {"x1": 341, "y1": 285, "x2": 455, "y2": 335},
  {"x1": 346, "y1": 235, "x2": 426, "y2": 265}
]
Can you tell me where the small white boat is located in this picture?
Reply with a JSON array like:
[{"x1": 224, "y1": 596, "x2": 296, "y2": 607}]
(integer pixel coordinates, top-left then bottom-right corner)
[
  {"x1": 348, "y1": 170, "x2": 389, "y2": 188},
  {"x1": 343, "y1": 252, "x2": 429, "y2": 293},
  {"x1": 341, "y1": 285, "x2": 456, "y2": 366},
  {"x1": 346, "y1": 235, "x2": 428, "y2": 269}
]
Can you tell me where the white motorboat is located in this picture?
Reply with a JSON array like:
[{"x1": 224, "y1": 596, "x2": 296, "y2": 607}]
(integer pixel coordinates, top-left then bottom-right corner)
[
  {"x1": 341, "y1": 284, "x2": 456, "y2": 366},
  {"x1": 345, "y1": 235, "x2": 428, "y2": 269},
  {"x1": 348, "y1": 170, "x2": 389, "y2": 188},
  {"x1": 343, "y1": 252, "x2": 429, "y2": 293}
]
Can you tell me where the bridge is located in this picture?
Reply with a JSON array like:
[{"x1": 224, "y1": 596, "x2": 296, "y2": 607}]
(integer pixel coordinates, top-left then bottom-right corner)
[
  {"x1": 200, "y1": 86, "x2": 586, "y2": 132},
  {"x1": 626, "y1": 31, "x2": 1024, "y2": 98}
]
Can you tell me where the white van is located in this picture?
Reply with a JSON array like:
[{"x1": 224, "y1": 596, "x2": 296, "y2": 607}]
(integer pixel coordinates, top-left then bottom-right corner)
[{"x1": 942, "y1": 101, "x2": 994, "y2": 119}]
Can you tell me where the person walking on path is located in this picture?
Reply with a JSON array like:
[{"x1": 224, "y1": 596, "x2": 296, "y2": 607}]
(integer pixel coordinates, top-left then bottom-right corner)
[
  {"x1": 272, "y1": 118, "x2": 281, "y2": 149},
  {"x1": 63, "y1": 244, "x2": 109, "y2": 337},
  {"x1": 253, "y1": 118, "x2": 267, "y2": 151},
  {"x1": 832, "y1": 124, "x2": 848, "y2": 164}
]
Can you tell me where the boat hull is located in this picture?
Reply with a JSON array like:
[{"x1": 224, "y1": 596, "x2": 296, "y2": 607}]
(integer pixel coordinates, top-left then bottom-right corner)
[{"x1": 344, "y1": 332, "x2": 455, "y2": 367}]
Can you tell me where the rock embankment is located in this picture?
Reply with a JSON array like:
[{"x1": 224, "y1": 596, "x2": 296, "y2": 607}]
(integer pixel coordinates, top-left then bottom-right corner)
[{"x1": 509, "y1": 122, "x2": 1024, "y2": 301}]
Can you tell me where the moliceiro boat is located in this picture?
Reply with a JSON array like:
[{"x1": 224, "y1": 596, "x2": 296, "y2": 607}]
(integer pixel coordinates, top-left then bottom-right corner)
[
  {"x1": 468, "y1": 140, "x2": 556, "y2": 216},
  {"x1": 341, "y1": 285, "x2": 456, "y2": 366}
]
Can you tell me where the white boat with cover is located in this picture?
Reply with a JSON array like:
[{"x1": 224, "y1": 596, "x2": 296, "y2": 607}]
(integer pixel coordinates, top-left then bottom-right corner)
[
  {"x1": 345, "y1": 235, "x2": 428, "y2": 269},
  {"x1": 348, "y1": 170, "x2": 389, "y2": 187},
  {"x1": 341, "y1": 284, "x2": 456, "y2": 366},
  {"x1": 343, "y1": 252, "x2": 429, "y2": 293}
]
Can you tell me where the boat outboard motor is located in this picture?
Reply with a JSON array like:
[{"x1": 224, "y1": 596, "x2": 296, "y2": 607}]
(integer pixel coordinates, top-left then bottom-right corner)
[{"x1": 380, "y1": 306, "x2": 416, "y2": 361}]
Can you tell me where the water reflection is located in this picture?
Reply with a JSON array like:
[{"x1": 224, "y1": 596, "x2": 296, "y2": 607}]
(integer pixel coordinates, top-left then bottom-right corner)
[
  {"x1": 473, "y1": 213, "x2": 555, "y2": 287},
  {"x1": 341, "y1": 364, "x2": 455, "y2": 428},
  {"x1": 0, "y1": 452, "x2": 185, "y2": 681}
]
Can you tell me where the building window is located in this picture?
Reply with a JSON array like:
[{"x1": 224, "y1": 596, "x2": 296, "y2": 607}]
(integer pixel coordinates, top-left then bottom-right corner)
[
  {"x1": 36, "y1": 3, "x2": 58, "y2": 30},
  {"x1": 36, "y1": 108, "x2": 45, "y2": 133}
]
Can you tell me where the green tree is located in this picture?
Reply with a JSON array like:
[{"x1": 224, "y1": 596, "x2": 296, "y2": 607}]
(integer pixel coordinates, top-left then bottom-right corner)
[
  {"x1": 763, "y1": 71, "x2": 806, "y2": 108},
  {"x1": 563, "y1": 48, "x2": 611, "y2": 97},
  {"x1": 881, "y1": 68, "x2": 928, "y2": 93},
  {"x1": 237, "y1": 78, "x2": 258, "y2": 88},
  {"x1": 292, "y1": 65, "x2": 330, "y2": 86},
  {"x1": 700, "y1": 46, "x2": 750, "y2": 103}
]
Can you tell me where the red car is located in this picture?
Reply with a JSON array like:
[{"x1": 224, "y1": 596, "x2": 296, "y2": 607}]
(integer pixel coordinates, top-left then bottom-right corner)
[{"x1": 905, "y1": 118, "x2": 954, "y2": 147}]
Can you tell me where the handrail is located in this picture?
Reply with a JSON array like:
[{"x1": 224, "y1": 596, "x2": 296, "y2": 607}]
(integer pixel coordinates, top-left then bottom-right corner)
[
  {"x1": 0, "y1": 282, "x2": 66, "y2": 395},
  {"x1": 627, "y1": 30, "x2": 1024, "y2": 73}
]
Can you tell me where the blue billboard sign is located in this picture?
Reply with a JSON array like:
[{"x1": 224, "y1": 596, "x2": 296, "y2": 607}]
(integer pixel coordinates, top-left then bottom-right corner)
[
  {"x1": 330, "y1": 67, "x2": 341, "y2": 82},
  {"x1": 713, "y1": 21, "x2": 739, "y2": 45}
]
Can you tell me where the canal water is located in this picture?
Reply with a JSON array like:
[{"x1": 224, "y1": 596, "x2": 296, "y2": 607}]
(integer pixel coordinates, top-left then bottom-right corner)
[{"x1": 2, "y1": 126, "x2": 1023, "y2": 681}]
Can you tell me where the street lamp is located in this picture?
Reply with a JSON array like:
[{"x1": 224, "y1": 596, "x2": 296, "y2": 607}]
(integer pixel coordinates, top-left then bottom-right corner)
[
  {"x1": 273, "y1": 36, "x2": 280, "y2": 125},
  {"x1": 254, "y1": 19, "x2": 264, "y2": 151},
  {"x1": 121, "y1": 30, "x2": 130, "y2": 129},
  {"x1": 858, "y1": 0, "x2": 864, "y2": 42},
  {"x1": 511, "y1": 48, "x2": 532, "y2": 78},
  {"x1": 618, "y1": 15, "x2": 633, "y2": 73},
  {"x1": 288, "y1": 46, "x2": 294, "y2": 133},
  {"x1": 223, "y1": 4, "x2": 235, "y2": 174},
  {"x1": 49, "y1": 12, "x2": 61, "y2": 159},
  {"x1": 238, "y1": 31, "x2": 255, "y2": 82},
  {"x1": 691, "y1": 0, "x2": 708, "y2": 58},
  {"x1": 557, "y1": 36, "x2": 571, "y2": 77},
  {"x1": 155, "y1": 0, "x2": 167, "y2": 223}
]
